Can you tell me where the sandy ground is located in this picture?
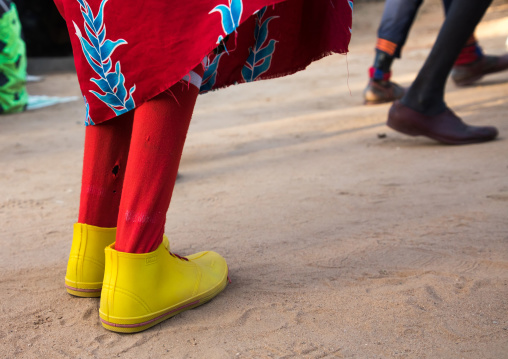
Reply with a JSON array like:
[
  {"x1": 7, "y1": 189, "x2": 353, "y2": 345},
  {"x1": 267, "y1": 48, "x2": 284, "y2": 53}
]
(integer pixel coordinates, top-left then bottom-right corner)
[{"x1": 1, "y1": 1, "x2": 508, "y2": 358}]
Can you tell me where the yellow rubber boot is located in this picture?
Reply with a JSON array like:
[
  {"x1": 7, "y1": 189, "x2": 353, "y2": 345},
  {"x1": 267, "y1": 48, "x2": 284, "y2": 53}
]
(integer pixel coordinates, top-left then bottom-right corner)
[
  {"x1": 99, "y1": 236, "x2": 228, "y2": 333},
  {"x1": 65, "y1": 223, "x2": 116, "y2": 297}
]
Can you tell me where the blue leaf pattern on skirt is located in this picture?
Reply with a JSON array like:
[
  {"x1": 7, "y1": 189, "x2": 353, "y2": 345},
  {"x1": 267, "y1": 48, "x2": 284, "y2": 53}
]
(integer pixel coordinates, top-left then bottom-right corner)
[
  {"x1": 210, "y1": 0, "x2": 244, "y2": 43},
  {"x1": 73, "y1": 0, "x2": 136, "y2": 121},
  {"x1": 241, "y1": 7, "x2": 278, "y2": 82}
]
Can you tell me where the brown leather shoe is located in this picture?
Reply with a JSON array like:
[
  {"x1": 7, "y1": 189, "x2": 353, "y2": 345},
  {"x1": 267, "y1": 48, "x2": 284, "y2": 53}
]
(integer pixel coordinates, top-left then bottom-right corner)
[
  {"x1": 387, "y1": 100, "x2": 498, "y2": 145},
  {"x1": 364, "y1": 79, "x2": 405, "y2": 105},
  {"x1": 451, "y1": 54, "x2": 508, "y2": 86}
]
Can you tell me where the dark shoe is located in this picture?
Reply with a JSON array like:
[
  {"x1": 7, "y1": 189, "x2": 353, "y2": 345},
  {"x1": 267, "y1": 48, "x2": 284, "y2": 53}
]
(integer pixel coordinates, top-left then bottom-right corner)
[
  {"x1": 364, "y1": 79, "x2": 405, "y2": 105},
  {"x1": 387, "y1": 100, "x2": 498, "y2": 145},
  {"x1": 451, "y1": 54, "x2": 508, "y2": 86}
]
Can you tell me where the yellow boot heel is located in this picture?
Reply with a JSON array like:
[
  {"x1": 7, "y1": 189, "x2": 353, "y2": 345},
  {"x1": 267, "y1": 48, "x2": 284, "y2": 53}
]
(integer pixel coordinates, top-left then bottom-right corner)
[
  {"x1": 99, "y1": 236, "x2": 228, "y2": 333},
  {"x1": 65, "y1": 223, "x2": 116, "y2": 297}
]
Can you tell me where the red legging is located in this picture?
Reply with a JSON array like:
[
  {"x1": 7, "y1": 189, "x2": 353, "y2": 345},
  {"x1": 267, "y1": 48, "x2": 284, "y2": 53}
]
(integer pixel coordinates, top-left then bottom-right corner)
[{"x1": 78, "y1": 65, "x2": 203, "y2": 253}]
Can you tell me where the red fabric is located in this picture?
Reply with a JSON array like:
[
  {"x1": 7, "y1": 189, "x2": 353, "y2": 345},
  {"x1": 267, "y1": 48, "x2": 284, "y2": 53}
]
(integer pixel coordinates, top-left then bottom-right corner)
[
  {"x1": 79, "y1": 66, "x2": 203, "y2": 253},
  {"x1": 78, "y1": 112, "x2": 133, "y2": 227},
  {"x1": 114, "y1": 66, "x2": 204, "y2": 253},
  {"x1": 57, "y1": 0, "x2": 352, "y2": 125}
]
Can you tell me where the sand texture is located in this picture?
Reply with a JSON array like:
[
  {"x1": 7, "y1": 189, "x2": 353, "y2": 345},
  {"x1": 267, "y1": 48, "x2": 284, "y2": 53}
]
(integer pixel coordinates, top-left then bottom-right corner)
[{"x1": 1, "y1": 0, "x2": 507, "y2": 357}]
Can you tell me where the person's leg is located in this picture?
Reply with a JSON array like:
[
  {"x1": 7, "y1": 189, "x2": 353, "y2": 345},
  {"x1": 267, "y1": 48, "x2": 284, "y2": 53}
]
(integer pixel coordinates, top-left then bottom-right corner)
[
  {"x1": 364, "y1": 0, "x2": 423, "y2": 104},
  {"x1": 443, "y1": 0, "x2": 508, "y2": 86},
  {"x1": 375, "y1": 0, "x2": 423, "y2": 62},
  {"x1": 441, "y1": 0, "x2": 452, "y2": 13},
  {"x1": 387, "y1": 0, "x2": 498, "y2": 145},
  {"x1": 99, "y1": 65, "x2": 229, "y2": 333},
  {"x1": 443, "y1": 0, "x2": 482, "y2": 66},
  {"x1": 442, "y1": 0, "x2": 482, "y2": 65},
  {"x1": 65, "y1": 111, "x2": 134, "y2": 297},
  {"x1": 401, "y1": 0, "x2": 493, "y2": 115},
  {"x1": 451, "y1": 35, "x2": 508, "y2": 86},
  {"x1": 78, "y1": 112, "x2": 134, "y2": 227},
  {"x1": 114, "y1": 66, "x2": 204, "y2": 254}
]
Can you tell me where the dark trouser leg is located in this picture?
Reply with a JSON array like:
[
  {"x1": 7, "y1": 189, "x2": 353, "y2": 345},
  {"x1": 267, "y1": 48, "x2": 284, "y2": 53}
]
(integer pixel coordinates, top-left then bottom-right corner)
[
  {"x1": 442, "y1": 0, "x2": 484, "y2": 68},
  {"x1": 400, "y1": 0, "x2": 493, "y2": 116},
  {"x1": 373, "y1": 0, "x2": 424, "y2": 79},
  {"x1": 376, "y1": 0, "x2": 424, "y2": 60},
  {"x1": 441, "y1": 0, "x2": 453, "y2": 14},
  {"x1": 364, "y1": 0, "x2": 423, "y2": 105}
]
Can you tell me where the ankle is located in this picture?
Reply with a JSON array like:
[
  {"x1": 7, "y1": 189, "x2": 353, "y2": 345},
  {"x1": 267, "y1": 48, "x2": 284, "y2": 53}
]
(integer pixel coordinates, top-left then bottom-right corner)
[
  {"x1": 400, "y1": 96, "x2": 447, "y2": 117},
  {"x1": 371, "y1": 48, "x2": 395, "y2": 81},
  {"x1": 369, "y1": 67, "x2": 392, "y2": 82},
  {"x1": 455, "y1": 43, "x2": 483, "y2": 66}
]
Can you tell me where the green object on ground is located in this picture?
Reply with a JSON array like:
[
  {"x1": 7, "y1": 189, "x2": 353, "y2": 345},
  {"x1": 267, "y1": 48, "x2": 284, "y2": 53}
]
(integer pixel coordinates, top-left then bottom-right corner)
[{"x1": 0, "y1": 2, "x2": 27, "y2": 114}]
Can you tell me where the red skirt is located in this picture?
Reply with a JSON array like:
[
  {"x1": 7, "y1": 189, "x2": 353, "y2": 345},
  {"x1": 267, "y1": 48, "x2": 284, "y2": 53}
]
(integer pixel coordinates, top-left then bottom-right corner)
[{"x1": 54, "y1": 0, "x2": 353, "y2": 125}]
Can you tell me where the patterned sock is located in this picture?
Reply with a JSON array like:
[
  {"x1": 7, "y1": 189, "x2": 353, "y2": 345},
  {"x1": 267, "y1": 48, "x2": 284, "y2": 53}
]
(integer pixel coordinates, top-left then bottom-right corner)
[
  {"x1": 454, "y1": 35, "x2": 484, "y2": 66},
  {"x1": 371, "y1": 47, "x2": 395, "y2": 81},
  {"x1": 369, "y1": 66, "x2": 392, "y2": 81}
]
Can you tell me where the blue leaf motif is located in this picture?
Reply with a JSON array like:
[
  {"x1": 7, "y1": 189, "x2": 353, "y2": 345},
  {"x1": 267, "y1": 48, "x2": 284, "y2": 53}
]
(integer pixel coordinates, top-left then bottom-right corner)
[
  {"x1": 98, "y1": 26, "x2": 106, "y2": 45},
  {"x1": 348, "y1": 1, "x2": 353, "y2": 33},
  {"x1": 100, "y1": 39, "x2": 126, "y2": 61},
  {"x1": 93, "y1": 0, "x2": 108, "y2": 31},
  {"x1": 82, "y1": 4, "x2": 96, "y2": 30},
  {"x1": 84, "y1": 24, "x2": 100, "y2": 50},
  {"x1": 210, "y1": 5, "x2": 235, "y2": 34},
  {"x1": 200, "y1": 53, "x2": 224, "y2": 93},
  {"x1": 83, "y1": 96, "x2": 95, "y2": 126},
  {"x1": 230, "y1": 0, "x2": 243, "y2": 28},
  {"x1": 256, "y1": 6, "x2": 266, "y2": 19},
  {"x1": 76, "y1": 30, "x2": 101, "y2": 64},
  {"x1": 75, "y1": 33, "x2": 103, "y2": 74},
  {"x1": 125, "y1": 85, "x2": 136, "y2": 110},
  {"x1": 91, "y1": 77, "x2": 109, "y2": 90},
  {"x1": 252, "y1": 54, "x2": 273, "y2": 79},
  {"x1": 116, "y1": 72, "x2": 128, "y2": 103},
  {"x1": 90, "y1": 90, "x2": 124, "y2": 108},
  {"x1": 245, "y1": 48, "x2": 255, "y2": 68},
  {"x1": 241, "y1": 63, "x2": 252, "y2": 82},
  {"x1": 253, "y1": 7, "x2": 267, "y2": 42},
  {"x1": 73, "y1": 0, "x2": 135, "y2": 118},
  {"x1": 210, "y1": 0, "x2": 243, "y2": 36},
  {"x1": 102, "y1": 57, "x2": 112, "y2": 73},
  {"x1": 241, "y1": 8, "x2": 278, "y2": 83},
  {"x1": 255, "y1": 16, "x2": 275, "y2": 51},
  {"x1": 254, "y1": 39, "x2": 276, "y2": 65},
  {"x1": 106, "y1": 62, "x2": 121, "y2": 89}
]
